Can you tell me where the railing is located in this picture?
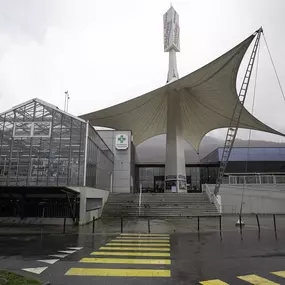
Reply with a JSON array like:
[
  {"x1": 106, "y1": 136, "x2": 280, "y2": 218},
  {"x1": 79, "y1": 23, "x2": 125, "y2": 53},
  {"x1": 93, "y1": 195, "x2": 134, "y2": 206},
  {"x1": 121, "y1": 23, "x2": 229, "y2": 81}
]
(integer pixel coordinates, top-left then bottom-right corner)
[
  {"x1": 203, "y1": 184, "x2": 222, "y2": 213},
  {"x1": 223, "y1": 175, "x2": 285, "y2": 185}
]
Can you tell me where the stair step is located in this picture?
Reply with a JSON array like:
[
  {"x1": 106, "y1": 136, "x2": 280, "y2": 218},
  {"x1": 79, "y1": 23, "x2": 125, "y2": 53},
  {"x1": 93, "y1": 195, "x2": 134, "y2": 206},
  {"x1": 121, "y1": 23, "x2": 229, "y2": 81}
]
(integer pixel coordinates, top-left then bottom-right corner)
[{"x1": 103, "y1": 192, "x2": 219, "y2": 217}]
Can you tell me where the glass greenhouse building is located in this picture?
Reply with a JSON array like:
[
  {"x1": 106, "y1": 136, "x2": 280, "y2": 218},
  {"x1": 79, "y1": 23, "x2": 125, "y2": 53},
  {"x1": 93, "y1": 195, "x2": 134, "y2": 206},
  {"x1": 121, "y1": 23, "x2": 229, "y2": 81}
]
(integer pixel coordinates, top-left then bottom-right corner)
[
  {"x1": 0, "y1": 98, "x2": 113, "y2": 189},
  {"x1": 0, "y1": 99, "x2": 114, "y2": 222}
]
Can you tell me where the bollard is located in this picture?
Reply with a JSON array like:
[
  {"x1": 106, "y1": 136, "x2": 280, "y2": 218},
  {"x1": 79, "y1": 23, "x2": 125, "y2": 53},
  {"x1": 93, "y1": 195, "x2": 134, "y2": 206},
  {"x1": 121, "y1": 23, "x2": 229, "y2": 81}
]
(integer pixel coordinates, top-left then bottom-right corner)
[
  {"x1": 273, "y1": 214, "x2": 277, "y2": 236},
  {"x1": 121, "y1": 216, "x2": 123, "y2": 233},
  {"x1": 239, "y1": 214, "x2": 242, "y2": 231},
  {"x1": 197, "y1": 216, "x2": 200, "y2": 232},
  {"x1": 148, "y1": 218, "x2": 150, "y2": 234},
  {"x1": 219, "y1": 215, "x2": 222, "y2": 232},
  {"x1": 92, "y1": 216, "x2": 95, "y2": 234},
  {"x1": 63, "y1": 217, "x2": 66, "y2": 234},
  {"x1": 256, "y1": 214, "x2": 260, "y2": 232}
]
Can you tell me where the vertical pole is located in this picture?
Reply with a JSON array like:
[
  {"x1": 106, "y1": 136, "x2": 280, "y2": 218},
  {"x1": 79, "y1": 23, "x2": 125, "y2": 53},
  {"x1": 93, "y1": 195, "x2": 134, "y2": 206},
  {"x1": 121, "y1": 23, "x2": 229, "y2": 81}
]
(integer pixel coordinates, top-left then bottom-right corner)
[
  {"x1": 273, "y1": 214, "x2": 277, "y2": 236},
  {"x1": 63, "y1": 217, "x2": 66, "y2": 234},
  {"x1": 256, "y1": 214, "x2": 260, "y2": 232},
  {"x1": 219, "y1": 215, "x2": 222, "y2": 232},
  {"x1": 139, "y1": 183, "x2": 142, "y2": 207},
  {"x1": 110, "y1": 173, "x2": 113, "y2": 193},
  {"x1": 83, "y1": 121, "x2": 89, "y2": 187},
  {"x1": 65, "y1": 91, "x2": 70, "y2": 112},
  {"x1": 92, "y1": 216, "x2": 95, "y2": 234},
  {"x1": 239, "y1": 214, "x2": 242, "y2": 231},
  {"x1": 121, "y1": 216, "x2": 123, "y2": 233},
  {"x1": 197, "y1": 216, "x2": 200, "y2": 232},
  {"x1": 148, "y1": 218, "x2": 150, "y2": 234},
  {"x1": 139, "y1": 183, "x2": 142, "y2": 216},
  {"x1": 64, "y1": 92, "x2": 67, "y2": 112}
]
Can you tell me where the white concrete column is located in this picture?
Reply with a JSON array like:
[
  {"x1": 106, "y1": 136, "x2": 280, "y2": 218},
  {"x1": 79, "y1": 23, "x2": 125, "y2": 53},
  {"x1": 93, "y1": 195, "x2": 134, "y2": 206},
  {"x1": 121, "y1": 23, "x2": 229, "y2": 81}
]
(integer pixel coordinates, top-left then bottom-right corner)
[
  {"x1": 165, "y1": 91, "x2": 187, "y2": 193},
  {"x1": 79, "y1": 188, "x2": 86, "y2": 225}
]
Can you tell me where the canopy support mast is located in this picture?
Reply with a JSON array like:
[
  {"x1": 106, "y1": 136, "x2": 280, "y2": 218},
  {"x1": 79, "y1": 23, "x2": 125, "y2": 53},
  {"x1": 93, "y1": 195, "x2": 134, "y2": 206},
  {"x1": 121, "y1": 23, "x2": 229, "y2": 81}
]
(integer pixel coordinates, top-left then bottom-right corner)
[{"x1": 164, "y1": 6, "x2": 187, "y2": 193}]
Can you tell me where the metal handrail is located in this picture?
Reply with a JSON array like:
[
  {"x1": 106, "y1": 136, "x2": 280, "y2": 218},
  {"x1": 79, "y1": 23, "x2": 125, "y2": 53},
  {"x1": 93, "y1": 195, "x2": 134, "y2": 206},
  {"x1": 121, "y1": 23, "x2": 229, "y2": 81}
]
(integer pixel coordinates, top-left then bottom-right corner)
[{"x1": 204, "y1": 184, "x2": 222, "y2": 213}]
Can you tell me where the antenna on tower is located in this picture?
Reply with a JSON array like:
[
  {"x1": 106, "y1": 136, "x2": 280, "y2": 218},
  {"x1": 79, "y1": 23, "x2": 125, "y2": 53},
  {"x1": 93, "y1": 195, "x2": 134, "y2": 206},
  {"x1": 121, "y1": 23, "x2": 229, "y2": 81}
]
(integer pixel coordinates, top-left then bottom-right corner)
[{"x1": 64, "y1": 91, "x2": 70, "y2": 112}]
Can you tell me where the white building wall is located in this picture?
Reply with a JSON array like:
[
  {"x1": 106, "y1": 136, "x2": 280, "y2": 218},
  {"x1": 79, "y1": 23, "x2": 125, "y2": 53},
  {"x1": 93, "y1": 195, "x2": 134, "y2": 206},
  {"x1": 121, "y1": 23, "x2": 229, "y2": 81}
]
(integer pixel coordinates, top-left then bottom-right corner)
[{"x1": 98, "y1": 130, "x2": 132, "y2": 193}]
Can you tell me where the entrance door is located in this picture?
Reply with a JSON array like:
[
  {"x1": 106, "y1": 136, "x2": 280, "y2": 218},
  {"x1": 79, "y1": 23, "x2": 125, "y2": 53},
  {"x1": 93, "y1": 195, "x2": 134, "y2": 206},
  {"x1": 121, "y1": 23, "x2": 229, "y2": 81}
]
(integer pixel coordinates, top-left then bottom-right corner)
[
  {"x1": 154, "y1": 176, "x2": 164, "y2": 193},
  {"x1": 187, "y1": 175, "x2": 202, "y2": 193}
]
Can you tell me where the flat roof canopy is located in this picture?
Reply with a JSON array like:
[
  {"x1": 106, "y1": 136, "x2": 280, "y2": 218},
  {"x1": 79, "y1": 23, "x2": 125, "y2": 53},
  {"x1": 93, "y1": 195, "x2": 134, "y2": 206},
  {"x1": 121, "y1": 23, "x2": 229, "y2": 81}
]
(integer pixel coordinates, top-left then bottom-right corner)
[{"x1": 81, "y1": 32, "x2": 284, "y2": 151}]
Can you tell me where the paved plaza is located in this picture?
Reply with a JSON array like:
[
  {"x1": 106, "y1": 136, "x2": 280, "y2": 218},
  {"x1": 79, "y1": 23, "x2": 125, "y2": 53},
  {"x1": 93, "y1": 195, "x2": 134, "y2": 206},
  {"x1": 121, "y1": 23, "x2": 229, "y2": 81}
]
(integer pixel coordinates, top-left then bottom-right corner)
[{"x1": 1, "y1": 215, "x2": 285, "y2": 284}]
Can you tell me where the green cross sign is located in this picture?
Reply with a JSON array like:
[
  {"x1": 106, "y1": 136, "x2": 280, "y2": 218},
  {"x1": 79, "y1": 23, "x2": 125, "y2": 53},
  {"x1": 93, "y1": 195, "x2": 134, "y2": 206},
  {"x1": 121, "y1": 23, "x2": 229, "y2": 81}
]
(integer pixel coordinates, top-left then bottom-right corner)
[{"x1": 118, "y1": 135, "x2": 126, "y2": 144}]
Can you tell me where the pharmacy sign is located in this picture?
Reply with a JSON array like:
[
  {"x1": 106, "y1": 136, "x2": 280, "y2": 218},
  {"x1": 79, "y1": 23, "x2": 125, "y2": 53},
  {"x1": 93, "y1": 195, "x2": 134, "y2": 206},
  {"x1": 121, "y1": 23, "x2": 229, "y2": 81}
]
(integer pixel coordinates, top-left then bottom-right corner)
[{"x1": 115, "y1": 134, "x2": 128, "y2": 150}]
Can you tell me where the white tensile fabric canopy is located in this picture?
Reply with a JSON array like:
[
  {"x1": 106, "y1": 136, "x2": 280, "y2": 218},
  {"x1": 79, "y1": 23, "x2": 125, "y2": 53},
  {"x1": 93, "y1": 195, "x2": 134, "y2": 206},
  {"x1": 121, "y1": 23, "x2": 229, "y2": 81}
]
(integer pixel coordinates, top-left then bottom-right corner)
[{"x1": 80, "y1": 33, "x2": 284, "y2": 151}]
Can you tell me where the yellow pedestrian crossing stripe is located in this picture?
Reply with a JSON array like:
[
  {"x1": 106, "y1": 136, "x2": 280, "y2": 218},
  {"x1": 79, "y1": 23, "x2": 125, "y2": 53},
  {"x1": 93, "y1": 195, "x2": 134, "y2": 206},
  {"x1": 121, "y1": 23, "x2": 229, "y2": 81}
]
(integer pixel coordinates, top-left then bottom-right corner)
[
  {"x1": 238, "y1": 274, "x2": 280, "y2": 284},
  {"x1": 91, "y1": 251, "x2": 170, "y2": 257},
  {"x1": 272, "y1": 271, "x2": 285, "y2": 278},
  {"x1": 106, "y1": 243, "x2": 170, "y2": 246},
  {"x1": 116, "y1": 237, "x2": 169, "y2": 240},
  {"x1": 100, "y1": 246, "x2": 170, "y2": 251},
  {"x1": 201, "y1": 272, "x2": 285, "y2": 284},
  {"x1": 66, "y1": 268, "x2": 171, "y2": 277},
  {"x1": 80, "y1": 257, "x2": 171, "y2": 265},
  {"x1": 65, "y1": 233, "x2": 171, "y2": 278},
  {"x1": 200, "y1": 280, "x2": 229, "y2": 285},
  {"x1": 115, "y1": 238, "x2": 169, "y2": 242},
  {"x1": 120, "y1": 233, "x2": 169, "y2": 237}
]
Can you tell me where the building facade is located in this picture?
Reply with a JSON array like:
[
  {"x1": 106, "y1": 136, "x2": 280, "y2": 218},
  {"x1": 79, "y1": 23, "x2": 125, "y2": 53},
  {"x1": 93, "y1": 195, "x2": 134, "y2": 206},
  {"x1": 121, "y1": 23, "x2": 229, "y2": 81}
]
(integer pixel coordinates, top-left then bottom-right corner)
[
  {"x1": 202, "y1": 147, "x2": 285, "y2": 174},
  {"x1": 1, "y1": 99, "x2": 285, "y2": 223}
]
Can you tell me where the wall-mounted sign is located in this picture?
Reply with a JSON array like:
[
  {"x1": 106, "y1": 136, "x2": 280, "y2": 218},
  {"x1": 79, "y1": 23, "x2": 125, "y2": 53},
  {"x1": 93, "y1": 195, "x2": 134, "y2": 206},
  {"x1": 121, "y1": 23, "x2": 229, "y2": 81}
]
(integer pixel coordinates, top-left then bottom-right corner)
[{"x1": 115, "y1": 134, "x2": 128, "y2": 150}]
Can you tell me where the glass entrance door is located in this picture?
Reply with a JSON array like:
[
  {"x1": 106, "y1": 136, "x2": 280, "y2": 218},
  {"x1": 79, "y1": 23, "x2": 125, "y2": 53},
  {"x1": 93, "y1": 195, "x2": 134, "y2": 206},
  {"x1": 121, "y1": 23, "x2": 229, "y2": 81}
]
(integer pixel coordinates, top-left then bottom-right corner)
[
  {"x1": 154, "y1": 176, "x2": 164, "y2": 193},
  {"x1": 186, "y1": 175, "x2": 201, "y2": 193}
]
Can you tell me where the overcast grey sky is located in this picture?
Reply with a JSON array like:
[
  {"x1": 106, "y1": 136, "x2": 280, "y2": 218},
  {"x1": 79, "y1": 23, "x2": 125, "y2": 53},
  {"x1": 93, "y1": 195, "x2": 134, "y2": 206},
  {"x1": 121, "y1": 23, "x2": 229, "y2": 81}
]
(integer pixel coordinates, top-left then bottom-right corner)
[{"x1": 0, "y1": 0, "x2": 285, "y2": 145}]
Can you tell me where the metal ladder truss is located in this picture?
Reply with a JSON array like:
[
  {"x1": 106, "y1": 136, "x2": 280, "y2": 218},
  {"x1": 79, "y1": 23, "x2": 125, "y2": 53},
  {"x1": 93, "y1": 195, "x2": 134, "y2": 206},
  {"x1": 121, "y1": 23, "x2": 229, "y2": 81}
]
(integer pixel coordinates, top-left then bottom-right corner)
[{"x1": 214, "y1": 28, "x2": 263, "y2": 195}]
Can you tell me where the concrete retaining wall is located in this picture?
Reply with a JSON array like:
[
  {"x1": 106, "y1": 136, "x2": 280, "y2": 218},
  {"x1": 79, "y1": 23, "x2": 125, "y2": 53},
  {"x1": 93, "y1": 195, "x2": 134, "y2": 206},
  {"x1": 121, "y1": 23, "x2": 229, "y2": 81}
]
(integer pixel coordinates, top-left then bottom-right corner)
[
  {"x1": 206, "y1": 184, "x2": 285, "y2": 214},
  {"x1": 71, "y1": 186, "x2": 110, "y2": 225}
]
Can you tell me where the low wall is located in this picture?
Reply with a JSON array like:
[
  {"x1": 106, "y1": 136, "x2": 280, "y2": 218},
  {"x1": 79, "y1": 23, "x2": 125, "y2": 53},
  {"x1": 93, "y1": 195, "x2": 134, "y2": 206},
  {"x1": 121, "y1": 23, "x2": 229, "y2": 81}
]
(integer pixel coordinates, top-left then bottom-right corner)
[
  {"x1": 70, "y1": 186, "x2": 110, "y2": 225},
  {"x1": 206, "y1": 184, "x2": 285, "y2": 214}
]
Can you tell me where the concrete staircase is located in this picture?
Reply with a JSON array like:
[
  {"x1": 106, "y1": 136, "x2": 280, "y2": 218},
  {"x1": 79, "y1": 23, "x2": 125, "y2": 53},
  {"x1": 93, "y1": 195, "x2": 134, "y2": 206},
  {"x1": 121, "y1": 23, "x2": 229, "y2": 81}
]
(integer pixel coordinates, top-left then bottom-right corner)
[{"x1": 102, "y1": 192, "x2": 219, "y2": 217}]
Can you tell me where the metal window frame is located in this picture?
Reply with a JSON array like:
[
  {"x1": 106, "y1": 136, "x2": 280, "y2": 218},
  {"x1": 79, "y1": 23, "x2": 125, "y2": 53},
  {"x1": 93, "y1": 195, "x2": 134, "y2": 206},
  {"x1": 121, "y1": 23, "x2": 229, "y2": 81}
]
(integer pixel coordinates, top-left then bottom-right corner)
[{"x1": 13, "y1": 121, "x2": 52, "y2": 138}]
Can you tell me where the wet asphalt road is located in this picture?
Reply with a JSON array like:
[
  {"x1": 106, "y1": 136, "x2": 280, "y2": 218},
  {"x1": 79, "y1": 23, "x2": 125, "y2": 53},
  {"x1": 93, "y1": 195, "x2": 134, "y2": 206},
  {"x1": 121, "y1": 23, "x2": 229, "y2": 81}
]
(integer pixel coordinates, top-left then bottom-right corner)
[{"x1": 1, "y1": 227, "x2": 285, "y2": 284}]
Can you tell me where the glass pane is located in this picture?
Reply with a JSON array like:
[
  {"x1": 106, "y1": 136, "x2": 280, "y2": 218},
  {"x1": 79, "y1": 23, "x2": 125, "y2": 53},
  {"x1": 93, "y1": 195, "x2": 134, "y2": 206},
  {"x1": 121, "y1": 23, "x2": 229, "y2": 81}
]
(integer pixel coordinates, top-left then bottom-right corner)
[
  {"x1": 14, "y1": 123, "x2": 32, "y2": 137},
  {"x1": 33, "y1": 122, "x2": 51, "y2": 137}
]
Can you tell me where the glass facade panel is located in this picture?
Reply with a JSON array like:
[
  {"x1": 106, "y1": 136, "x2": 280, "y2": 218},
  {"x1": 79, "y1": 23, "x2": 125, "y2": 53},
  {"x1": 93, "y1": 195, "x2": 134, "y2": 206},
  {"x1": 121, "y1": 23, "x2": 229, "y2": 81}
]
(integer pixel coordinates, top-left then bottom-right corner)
[
  {"x1": 33, "y1": 122, "x2": 51, "y2": 137},
  {"x1": 136, "y1": 165, "x2": 219, "y2": 193},
  {"x1": 136, "y1": 166, "x2": 164, "y2": 193},
  {"x1": 14, "y1": 122, "x2": 32, "y2": 137},
  {"x1": 86, "y1": 125, "x2": 113, "y2": 190},
  {"x1": 186, "y1": 167, "x2": 200, "y2": 191}
]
